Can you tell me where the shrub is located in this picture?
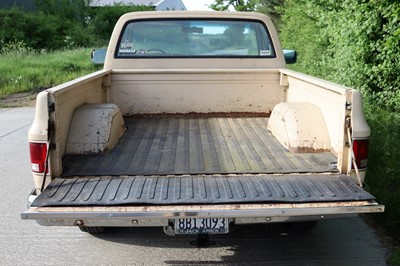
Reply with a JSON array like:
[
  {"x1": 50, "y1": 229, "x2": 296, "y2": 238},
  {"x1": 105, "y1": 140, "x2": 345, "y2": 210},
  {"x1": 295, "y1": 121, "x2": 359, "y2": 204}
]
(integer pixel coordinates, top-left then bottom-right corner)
[
  {"x1": 278, "y1": 0, "x2": 400, "y2": 241},
  {"x1": 0, "y1": 39, "x2": 33, "y2": 56},
  {"x1": 280, "y1": 0, "x2": 400, "y2": 112},
  {"x1": 0, "y1": 9, "x2": 89, "y2": 50},
  {"x1": 0, "y1": 3, "x2": 155, "y2": 51},
  {"x1": 365, "y1": 107, "x2": 400, "y2": 238}
]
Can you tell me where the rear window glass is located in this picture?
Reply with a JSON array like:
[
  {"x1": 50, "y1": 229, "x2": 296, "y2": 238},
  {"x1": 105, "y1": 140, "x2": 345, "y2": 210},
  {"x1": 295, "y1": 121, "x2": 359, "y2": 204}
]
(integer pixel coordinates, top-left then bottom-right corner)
[{"x1": 116, "y1": 19, "x2": 275, "y2": 58}]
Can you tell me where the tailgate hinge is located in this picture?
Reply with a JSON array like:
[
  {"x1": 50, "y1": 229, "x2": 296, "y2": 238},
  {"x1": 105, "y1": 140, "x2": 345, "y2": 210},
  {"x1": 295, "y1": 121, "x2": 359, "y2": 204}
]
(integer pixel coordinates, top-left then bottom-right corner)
[
  {"x1": 345, "y1": 101, "x2": 352, "y2": 110},
  {"x1": 345, "y1": 116, "x2": 351, "y2": 129},
  {"x1": 48, "y1": 102, "x2": 55, "y2": 112}
]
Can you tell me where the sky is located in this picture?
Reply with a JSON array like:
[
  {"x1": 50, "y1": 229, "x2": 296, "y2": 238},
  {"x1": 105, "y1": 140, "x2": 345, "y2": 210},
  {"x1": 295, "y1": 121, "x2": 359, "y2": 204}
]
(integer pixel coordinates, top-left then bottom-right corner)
[{"x1": 181, "y1": 0, "x2": 215, "y2": 11}]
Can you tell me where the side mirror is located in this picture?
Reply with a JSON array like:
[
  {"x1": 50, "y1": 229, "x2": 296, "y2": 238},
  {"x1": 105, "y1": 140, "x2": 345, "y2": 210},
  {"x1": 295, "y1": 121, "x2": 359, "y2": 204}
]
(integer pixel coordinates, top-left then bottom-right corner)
[
  {"x1": 91, "y1": 48, "x2": 107, "y2": 65},
  {"x1": 283, "y1": 49, "x2": 297, "y2": 64}
]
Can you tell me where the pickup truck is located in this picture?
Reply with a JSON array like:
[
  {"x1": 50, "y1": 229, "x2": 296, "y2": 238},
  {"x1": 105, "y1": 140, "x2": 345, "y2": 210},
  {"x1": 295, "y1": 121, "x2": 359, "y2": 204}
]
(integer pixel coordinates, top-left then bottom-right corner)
[{"x1": 21, "y1": 11, "x2": 384, "y2": 236}]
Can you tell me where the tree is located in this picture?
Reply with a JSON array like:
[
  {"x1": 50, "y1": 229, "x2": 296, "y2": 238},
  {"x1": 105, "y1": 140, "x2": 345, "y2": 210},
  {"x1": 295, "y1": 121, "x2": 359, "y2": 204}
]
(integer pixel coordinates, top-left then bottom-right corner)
[
  {"x1": 210, "y1": 0, "x2": 285, "y2": 29},
  {"x1": 210, "y1": 0, "x2": 258, "y2": 11},
  {"x1": 279, "y1": 0, "x2": 400, "y2": 112},
  {"x1": 33, "y1": 0, "x2": 90, "y2": 23},
  {"x1": 257, "y1": 0, "x2": 285, "y2": 28}
]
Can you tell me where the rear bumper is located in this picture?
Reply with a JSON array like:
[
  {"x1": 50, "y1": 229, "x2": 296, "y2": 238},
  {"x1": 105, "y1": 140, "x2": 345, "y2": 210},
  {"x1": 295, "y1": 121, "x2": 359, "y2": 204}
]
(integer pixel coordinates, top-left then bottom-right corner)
[{"x1": 21, "y1": 201, "x2": 384, "y2": 227}]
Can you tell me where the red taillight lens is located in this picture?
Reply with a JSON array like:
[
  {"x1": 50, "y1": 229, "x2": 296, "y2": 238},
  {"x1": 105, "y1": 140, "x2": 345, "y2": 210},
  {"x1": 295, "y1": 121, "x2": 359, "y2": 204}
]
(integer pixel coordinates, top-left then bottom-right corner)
[
  {"x1": 29, "y1": 142, "x2": 48, "y2": 173},
  {"x1": 352, "y1": 139, "x2": 369, "y2": 169}
]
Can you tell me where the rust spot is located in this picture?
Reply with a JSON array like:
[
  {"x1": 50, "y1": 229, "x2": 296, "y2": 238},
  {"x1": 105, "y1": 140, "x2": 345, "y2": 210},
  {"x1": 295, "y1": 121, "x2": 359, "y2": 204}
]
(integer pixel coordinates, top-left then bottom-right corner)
[{"x1": 288, "y1": 145, "x2": 330, "y2": 153}]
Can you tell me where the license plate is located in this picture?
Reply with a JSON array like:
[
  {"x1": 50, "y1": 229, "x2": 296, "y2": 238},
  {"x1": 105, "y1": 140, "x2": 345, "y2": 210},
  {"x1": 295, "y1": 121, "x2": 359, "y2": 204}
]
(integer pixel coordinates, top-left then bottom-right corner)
[{"x1": 175, "y1": 218, "x2": 229, "y2": 234}]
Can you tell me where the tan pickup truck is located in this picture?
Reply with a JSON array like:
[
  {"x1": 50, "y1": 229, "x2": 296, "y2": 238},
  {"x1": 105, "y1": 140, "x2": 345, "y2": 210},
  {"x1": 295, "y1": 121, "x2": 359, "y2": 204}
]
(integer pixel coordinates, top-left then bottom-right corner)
[{"x1": 21, "y1": 11, "x2": 384, "y2": 236}]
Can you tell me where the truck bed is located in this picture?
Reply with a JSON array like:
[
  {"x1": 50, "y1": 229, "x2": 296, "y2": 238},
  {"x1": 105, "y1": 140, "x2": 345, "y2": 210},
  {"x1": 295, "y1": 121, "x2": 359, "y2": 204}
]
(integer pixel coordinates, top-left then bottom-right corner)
[
  {"x1": 30, "y1": 114, "x2": 374, "y2": 208},
  {"x1": 30, "y1": 115, "x2": 375, "y2": 208},
  {"x1": 62, "y1": 115, "x2": 338, "y2": 176}
]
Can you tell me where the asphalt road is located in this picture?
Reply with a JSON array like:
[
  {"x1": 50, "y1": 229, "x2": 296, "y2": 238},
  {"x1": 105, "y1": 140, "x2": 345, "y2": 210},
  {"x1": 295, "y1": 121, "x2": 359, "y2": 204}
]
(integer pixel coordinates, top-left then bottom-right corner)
[{"x1": 0, "y1": 107, "x2": 390, "y2": 266}]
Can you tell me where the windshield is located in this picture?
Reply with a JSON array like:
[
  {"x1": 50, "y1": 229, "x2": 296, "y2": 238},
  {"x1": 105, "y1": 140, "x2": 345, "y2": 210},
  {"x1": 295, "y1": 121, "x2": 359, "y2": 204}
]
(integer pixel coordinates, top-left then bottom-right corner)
[{"x1": 116, "y1": 19, "x2": 275, "y2": 58}]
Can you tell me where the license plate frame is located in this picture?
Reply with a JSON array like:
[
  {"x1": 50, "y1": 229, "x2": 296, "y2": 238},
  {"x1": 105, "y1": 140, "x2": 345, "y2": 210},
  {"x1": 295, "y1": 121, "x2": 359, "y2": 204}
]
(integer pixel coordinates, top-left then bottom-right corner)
[{"x1": 174, "y1": 218, "x2": 229, "y2": 234}]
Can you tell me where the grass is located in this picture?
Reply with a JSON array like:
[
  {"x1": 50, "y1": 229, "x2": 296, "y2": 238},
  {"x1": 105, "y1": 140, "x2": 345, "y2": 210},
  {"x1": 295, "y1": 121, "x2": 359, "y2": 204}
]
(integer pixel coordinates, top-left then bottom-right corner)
[
  {"x1": 0, "y1": 48, "x2": 99, "y2": 97},
  {"x1": 389, "y1": 249, "x2": 400, "y2": 265}
]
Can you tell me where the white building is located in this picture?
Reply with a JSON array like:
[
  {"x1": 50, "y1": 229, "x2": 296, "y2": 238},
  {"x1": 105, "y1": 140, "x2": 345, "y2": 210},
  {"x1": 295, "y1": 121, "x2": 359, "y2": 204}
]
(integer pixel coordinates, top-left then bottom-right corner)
[{"x1": 90, "y1": 0, "x2": 186, "y2": 10}]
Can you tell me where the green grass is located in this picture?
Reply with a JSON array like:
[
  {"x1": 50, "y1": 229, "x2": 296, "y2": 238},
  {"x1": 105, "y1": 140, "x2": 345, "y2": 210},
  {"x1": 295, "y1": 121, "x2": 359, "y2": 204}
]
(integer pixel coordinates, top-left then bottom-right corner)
[
  {"x1": 0, "y1": 48, "x2": 99, "y2": 97},
  {"x1": 389, "y1": 249, "x2": 400, "y2": 265}
]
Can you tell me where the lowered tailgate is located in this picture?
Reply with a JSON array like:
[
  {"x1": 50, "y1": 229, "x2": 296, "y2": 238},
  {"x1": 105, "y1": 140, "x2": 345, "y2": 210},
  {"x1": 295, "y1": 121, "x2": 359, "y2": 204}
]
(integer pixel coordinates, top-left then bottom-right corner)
[{"x1": 21, "y1": 174, "x2": 384, "y2": 225}]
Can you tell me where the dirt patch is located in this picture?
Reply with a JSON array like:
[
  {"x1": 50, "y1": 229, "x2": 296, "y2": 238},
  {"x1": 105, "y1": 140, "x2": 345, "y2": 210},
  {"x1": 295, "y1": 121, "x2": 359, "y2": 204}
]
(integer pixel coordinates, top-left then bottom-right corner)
[{"x1": 0, "y1": 92, "x2": 37, "y2": 108}]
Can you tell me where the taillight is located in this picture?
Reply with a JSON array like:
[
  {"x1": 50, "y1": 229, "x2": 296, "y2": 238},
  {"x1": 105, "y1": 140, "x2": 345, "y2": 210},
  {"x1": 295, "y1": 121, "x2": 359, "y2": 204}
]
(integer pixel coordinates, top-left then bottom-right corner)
[
  {"x1": 352, "y1": 139, "x2": 369, "y2": 169},
  {"x1": 29, "y1": 142, "x2": 48, "y2": 173}
]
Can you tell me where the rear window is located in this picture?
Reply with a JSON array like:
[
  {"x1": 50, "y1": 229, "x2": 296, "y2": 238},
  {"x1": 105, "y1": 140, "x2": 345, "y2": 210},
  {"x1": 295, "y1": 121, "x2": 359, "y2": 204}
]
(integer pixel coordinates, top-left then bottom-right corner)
[{"x1": 116, "y1": 19, "x2": 275, "y2": 58}]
